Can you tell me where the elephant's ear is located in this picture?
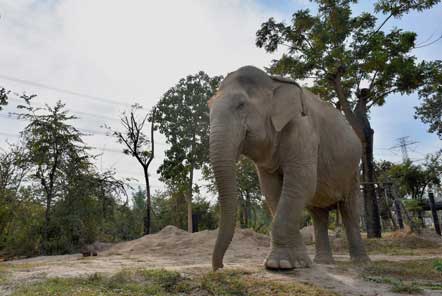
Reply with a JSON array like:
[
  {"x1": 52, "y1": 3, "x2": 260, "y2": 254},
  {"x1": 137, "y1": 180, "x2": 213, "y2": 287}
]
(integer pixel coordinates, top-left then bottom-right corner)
[{"x1": 270, "y1": 83, "x2": 306, "y2": 132}]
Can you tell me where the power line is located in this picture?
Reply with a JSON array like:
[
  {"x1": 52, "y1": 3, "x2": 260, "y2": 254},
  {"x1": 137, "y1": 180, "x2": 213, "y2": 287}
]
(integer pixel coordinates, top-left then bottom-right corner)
[
  {"x1": 0, "y1": 114, "x2": 169, "y2": 146},
  {"x1": 0, "y1": 73, "x2": 132, "y2": 107},
  {"x1": 0, "y1": 131, "x2": 167, "y2": 154},
  {"x1": 8, "y1": 97, "x2": 121, "y2": 122}
]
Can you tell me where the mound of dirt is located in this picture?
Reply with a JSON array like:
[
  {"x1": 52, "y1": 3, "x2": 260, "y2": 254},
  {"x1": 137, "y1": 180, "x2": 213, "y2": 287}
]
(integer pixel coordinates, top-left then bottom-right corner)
[{"x1": 105, "y1": 226, "x2": 270, "y2": 264}]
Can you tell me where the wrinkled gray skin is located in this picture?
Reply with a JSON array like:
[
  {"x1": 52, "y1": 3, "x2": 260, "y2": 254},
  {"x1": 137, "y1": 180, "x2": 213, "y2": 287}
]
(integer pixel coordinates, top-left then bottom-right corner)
[{"x1": 209, "y1": 66, "x2": 370, "y2": 271}]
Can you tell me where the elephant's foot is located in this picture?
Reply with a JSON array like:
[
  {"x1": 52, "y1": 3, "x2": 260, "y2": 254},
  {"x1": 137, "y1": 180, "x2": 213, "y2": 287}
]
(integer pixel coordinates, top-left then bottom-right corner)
[
  {"x1": 351, "y1": 254, "x2": 371, "y2": 265},
  {"x1": 265, "y1": 247, "x2": 312, "y2": 270},
  {"x1": 313, "y1": 254, "x2": 335, "y2": 265}
]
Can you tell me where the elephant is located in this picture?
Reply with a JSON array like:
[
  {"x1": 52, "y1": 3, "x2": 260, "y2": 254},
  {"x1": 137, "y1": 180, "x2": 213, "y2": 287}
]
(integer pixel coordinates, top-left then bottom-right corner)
[{"x1": 208, "y1": 65, "x2": 370, "y2": 271}]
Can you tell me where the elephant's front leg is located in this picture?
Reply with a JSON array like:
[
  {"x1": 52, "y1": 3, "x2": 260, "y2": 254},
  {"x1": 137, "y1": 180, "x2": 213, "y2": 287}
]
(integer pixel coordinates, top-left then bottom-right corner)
[{"x1": 265, "y1": 164, "x2": 316, "y2": 270}]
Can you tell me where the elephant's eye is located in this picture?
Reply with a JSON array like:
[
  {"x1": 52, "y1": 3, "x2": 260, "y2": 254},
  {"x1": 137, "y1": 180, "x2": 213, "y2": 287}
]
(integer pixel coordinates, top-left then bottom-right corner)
[{"x1": 236, "y1": 102, "x2": 245, "y2": 110}]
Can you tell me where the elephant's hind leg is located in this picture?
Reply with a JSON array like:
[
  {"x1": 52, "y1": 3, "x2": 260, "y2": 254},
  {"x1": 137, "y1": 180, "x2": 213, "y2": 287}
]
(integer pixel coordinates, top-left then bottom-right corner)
[
  {"x1": 310, "y1": 207, "x2": 334, "y2": 264},
  {"x1": 339, "y1": 180, "x2": 370, "y2": 263}
]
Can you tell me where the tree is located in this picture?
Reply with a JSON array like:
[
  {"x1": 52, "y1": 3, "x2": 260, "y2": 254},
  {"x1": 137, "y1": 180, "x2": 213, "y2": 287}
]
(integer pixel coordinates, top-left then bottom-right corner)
[
  {"x1": 19, "y1": 101, "x2": 89, "y2": 253},
  {"x1": 204, "y1": 156, "x2": 263, "y2": 228},
  {"x1": 0, "y1": 143, "x2": 31, "y2": 247},
  {"x1": 0, "y1": 143, "x2": 28, "y2": 194},
  {"x1": 130, "y1": 187, "x2": 146, "y2": 235},
  {"x1": 256, "y1": 0, "x2": 441, "y2": 238},
  {"x1": 107, "y1": 104, "x2": 156, "y2": 235},
  {"x1": 155, "y1": 71, "x2": 222, "y2": 232},
  {"x1": 415, "y1": 61, "x2": 442, "y2": 138},
  {"x1": 0, "y1": 87, "x2": 9, "y2": 111},
  {"x1": 378, "y1": 151, "x2": 441, "y2": 228}
]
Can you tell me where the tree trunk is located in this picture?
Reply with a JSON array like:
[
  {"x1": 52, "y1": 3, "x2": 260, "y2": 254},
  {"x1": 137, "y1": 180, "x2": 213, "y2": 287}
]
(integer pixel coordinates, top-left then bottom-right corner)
[
  {"x1": 101, "y1": 183, "x2": 106, "y2": 219},
  {"x1": 334, "y1": 81, "x2": 382, "y2": 238},
  {"x1": 361, "y1": 128, "x2": 382, "y2": 238},
  {"x1": 239, "y1": 196, "x2": 245, "y2": 228},
  {"x1": 143, "y1": 167, "x2": 151, "y2": 235},
  {"x1": 187, "y1": 166, "x2": 194, "y2": 233},
  {"x1": 42, "y1": 195, "x2": 52, "y2": 255},
  {"x1": 394, "y1": 198, "x2": 405, "y2": 229},
  {"x1": 244, "y1": 191, "x2": 250, "y2": 228},
  {"x1": 428, "y1": 191, "x2": 441, "y2": 236},
  {"x1": 417, "y1": 209, "x2": 426, "y2": 228}
]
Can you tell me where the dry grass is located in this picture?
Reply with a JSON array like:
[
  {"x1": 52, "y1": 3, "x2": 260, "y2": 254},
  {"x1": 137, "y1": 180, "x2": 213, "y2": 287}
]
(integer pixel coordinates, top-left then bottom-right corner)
[
  {"x1": 337, "y1": 258, "x2": 442, "y2": 294},
  {"x1": 333, "y1": 230, "x2": 442, "y2": 256},
  {"x1": 11, "y1": 268, "x2": 338, "y2": 296}
]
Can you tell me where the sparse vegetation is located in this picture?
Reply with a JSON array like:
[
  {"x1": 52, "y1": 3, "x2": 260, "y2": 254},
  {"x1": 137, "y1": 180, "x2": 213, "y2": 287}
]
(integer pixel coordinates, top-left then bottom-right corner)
[
  {"x1": 0, "y1": 264, "x2": 8, "y2": 285},
  {"x1": 11, "y1": 268, "x2": 337, "y2": 296},
  {"x1": 362, "y1": 259, "x2": 442, "y2": 293},
  {"x1": 333, "y1": 232, "x2": 442, "y2": 256}
]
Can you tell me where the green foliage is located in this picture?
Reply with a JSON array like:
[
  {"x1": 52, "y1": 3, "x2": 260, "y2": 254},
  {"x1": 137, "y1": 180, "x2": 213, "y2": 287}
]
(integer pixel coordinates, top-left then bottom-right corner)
[
  {"x1": 433, "y1": 259, "x2": 442, "y2": 272},
  {"x1": 0, "y1": 197, "x2": 44, "y2": 258},
  {"x1": 414, "y1": 60, "x2": 442, "y2": 138},
  {"x1": 0, "y1": 101, "x2": 142, "y2": 258},
  {"x1": 203, "y1": 156, "x2": 270, "y2": 230},
  {"x1": 256, "y1": 0, "x2": 440, "y2": 110},
  {"x1": 0, "y1": 87, "x2": 9, "y2": 111},
  {"x1": 374, "y1": 0, "x2": 441, "y2": 16},
  {"x1": 155, "y1": 71, "x2": 222, "y2": 190},
  {"x1": 376, "y1": 152, "x2": 442, "y2": 199},
  {"x1": 150, "y1": 189, "x2": 218, "y2": 232}
]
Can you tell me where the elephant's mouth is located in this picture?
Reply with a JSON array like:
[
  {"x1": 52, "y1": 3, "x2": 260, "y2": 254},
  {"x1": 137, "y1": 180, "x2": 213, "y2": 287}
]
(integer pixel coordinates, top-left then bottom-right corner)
[{"x1": 236, "y1": 130, "x2": 248, "y2": 161}]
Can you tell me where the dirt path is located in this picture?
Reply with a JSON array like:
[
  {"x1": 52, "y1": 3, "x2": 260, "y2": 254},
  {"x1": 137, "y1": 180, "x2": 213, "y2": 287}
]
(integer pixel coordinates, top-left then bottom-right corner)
[{"x1": 1, "y1": 226, "x2": 441, "y2": 296}]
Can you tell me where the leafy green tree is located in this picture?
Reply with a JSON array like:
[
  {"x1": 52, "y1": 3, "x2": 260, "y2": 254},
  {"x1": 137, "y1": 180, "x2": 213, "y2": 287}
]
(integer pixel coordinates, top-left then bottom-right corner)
[
  {"x1": 151, "y1": 188, "x2": 217, "y2": 232},
  {"x1": 130, "y1": 187, "x2": 147, "y2": 236},
  {"x1": 204, "y1": 156, "x2": 263, "y2": 228},
  {"x1": 256, "y1": 0, "x2": 441, "y2": 237},
  {"x1": 151, "y1": 189, "x2": 187, "y2": 231},
  {"x1": 155, "y1": 71, "x2": 222, "y2": 232},
  {"x1": 107, "y1": 104, "x2": 156, "y2": 234},
  {"x1": 415, "y1": 61, "x2": 442, "y2": 138},
  {"x1": 19, "y1": 101, "x2": 89, "y2": 253},
  {"x1": 0, "y1": 143, "x2": 28, "y2": 195},
  {"x1": 377, "y1": 152, "x2": 441, "y2": 228},
  {"x1": 0, "y1": 87, "x2": 9, "y2": 111}
]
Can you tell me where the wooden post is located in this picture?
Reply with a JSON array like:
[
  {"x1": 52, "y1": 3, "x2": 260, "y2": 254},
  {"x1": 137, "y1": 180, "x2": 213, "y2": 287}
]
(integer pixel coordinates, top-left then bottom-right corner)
[
  {"x1": 386, "y1": 183, "x2": 403, "y2": 229},
  {"x1": 394, "y1": 199, "x2": 405, "y2": 229},
  {"x1": 391, "y1": 184, "x2": 418, "y2": 232},
  {"x1": 428, "y1": 191, "x2": 441, "y2": 236}
]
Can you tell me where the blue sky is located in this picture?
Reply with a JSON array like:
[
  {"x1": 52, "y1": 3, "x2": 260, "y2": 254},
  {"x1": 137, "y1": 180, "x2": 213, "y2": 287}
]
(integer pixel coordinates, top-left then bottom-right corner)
[{"x1": 0, "y1": 0, "x2": 440, "y2": 192}]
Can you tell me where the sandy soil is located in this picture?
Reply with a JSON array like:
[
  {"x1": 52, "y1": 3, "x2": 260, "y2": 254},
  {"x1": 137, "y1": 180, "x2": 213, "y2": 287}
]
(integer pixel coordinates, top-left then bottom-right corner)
[{"x1": 1, "y1": 226, "x2": 442, "y2": 296}]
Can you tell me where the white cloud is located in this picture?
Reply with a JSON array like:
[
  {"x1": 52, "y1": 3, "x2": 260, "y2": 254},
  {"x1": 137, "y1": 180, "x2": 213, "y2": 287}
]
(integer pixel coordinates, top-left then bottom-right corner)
[
  {"x1": 0, "y1": 0, "x2": 283, "y2": 193},
  {"x1": 0, "y1": 0, "x2": 440, "y2": 195}
]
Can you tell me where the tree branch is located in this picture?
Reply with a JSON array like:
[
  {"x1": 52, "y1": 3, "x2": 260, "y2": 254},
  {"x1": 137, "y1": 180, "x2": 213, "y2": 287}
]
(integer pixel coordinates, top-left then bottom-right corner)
[{"x1": 146, "y1": 108, "x2": 156, "y2": 168}]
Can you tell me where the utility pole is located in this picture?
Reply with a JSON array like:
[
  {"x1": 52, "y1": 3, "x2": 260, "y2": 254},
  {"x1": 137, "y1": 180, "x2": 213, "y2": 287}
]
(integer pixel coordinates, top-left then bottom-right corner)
[{"x1": 389, "y1": 136, "x2": 418, "y2": 163}]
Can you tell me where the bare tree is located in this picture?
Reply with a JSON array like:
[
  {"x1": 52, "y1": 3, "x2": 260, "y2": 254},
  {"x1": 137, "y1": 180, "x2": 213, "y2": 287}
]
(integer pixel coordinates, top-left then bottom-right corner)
[{"x1": 108, "y1": 104, "x2": 156, "y2": 235}]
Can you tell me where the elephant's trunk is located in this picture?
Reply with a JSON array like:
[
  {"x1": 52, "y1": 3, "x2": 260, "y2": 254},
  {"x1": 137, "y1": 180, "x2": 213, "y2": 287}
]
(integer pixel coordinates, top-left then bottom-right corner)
[{"x1": 210, "y1": 124, "x2": 239, "y2": 271}]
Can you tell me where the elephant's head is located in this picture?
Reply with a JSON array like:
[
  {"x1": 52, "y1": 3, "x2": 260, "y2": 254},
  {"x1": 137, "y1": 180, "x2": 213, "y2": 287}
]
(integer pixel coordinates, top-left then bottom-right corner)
[{"x1": 208, "y1": 66, "x2": 307, "y2": 270}]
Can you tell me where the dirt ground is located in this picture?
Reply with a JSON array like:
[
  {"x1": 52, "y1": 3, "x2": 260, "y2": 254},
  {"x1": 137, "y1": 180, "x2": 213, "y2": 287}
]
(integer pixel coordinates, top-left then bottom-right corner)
[{"x1": 1, "y1": 226, "x2": 442, "y2": 296}]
